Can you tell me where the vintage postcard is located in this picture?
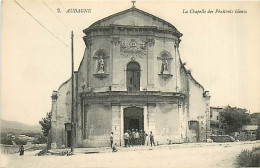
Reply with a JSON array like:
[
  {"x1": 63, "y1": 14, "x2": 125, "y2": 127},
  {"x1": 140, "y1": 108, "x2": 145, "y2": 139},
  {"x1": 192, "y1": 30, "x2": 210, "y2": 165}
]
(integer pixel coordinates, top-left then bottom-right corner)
[{"x1": 1, "y1": 0, "x2": 260, "y2": 167}]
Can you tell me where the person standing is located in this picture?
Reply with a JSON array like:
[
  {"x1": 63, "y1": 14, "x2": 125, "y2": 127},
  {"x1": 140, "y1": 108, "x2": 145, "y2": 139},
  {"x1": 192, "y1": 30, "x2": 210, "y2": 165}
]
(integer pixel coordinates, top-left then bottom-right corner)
[
  {"x1": 18, "y1": 145, "x2": 24, "y2": 156},
  {"x1": 132, "y1": 129, "x2": 136, "y2": 146},
  {"x1": 129, "y1": 129, "x2": 133, "y2": 146},
  {"x1": 143, "y1": 131, "x2": 147, "y2": 145},
  {"x1": 135, "y1": 129, "x2": 139, "y2": 146},
  {"x1": 129, "y1": 129, "x2": 132, "y2": 146},
  {"x1": 124, "y1": 131, "x2": 130, "y2": 147},
  {"x1": 149, "y1": 131, "x2": 155, "y2": 147},
  {"x1": 110, "y1": 132, "x2": 114, "y2": 149},
  {"x1": 139, "y1": 130, "x2": 143, "y2": 145}
]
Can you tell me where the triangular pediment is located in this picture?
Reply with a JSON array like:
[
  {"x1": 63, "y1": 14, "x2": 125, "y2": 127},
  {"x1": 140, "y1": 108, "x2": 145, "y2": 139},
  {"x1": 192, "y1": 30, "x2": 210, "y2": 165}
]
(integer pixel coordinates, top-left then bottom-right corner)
[{"x1": 84, "y1": 7, "x2": 182, "y2": 37}]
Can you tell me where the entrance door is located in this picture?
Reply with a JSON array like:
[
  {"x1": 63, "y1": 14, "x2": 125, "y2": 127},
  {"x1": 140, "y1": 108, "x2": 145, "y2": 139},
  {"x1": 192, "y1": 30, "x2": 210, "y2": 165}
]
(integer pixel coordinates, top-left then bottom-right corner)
[
  {"x1": 124, "y1": 107, "x2": 144, "y2": 132},
  {"x1": 188, "y1": 121, "x2": 199, "y2": 142},
  {"x1": 129, "y1": 119, "x2": 139, "y2": 130},
  {"x1": 126, "y1": 62, "x2": 140, "y2": 92},
  {"x1": 65, "y1": 123, "x2": 72, "y2": 148},
  {"x1": 67, "y1": 130, "x2": 72, "y2": 147}
]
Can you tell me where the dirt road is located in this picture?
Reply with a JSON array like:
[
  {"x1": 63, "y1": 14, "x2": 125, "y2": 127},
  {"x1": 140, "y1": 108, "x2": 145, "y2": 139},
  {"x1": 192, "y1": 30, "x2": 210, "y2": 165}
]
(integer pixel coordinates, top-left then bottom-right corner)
[{"x1": 1, "y1": 141, "x2": 259, "y2": 168}]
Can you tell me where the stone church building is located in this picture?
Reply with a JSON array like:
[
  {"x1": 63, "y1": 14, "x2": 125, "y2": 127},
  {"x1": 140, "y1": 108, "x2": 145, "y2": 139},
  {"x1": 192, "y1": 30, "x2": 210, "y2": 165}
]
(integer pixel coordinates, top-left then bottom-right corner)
[{"x1": 50, "y1": 6, "x2": 211, "y2": 148}]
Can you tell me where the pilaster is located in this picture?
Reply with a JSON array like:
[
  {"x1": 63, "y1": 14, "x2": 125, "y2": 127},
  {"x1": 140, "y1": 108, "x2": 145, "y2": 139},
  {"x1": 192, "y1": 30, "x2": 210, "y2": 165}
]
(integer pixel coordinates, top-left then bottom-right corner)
[
  {"x1": 50, "y1": 91, "x2": 58, "y2": 149},
  {"x1": 204, "y1": 91, "x2": 211, "y2": 139},
  {"x1": 147, "y1": 103, "x2": 156, "y2": 135},
  {"x1": 111, "y1": 104, "x2": 121, "y2": 145}
]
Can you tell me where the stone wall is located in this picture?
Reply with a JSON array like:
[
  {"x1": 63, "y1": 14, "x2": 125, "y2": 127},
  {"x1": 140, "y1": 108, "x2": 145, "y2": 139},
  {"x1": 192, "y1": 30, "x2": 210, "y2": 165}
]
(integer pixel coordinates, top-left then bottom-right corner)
[
  {"x1": 154, "y1": 103, "x2": 180, "y2": 144},
  {"x1": 82, "y1": 103, "x2": 112, "y2": 147},
  {"x1": 51, "y1": 78, "x2": 72, "y2": 148},
  {"x1": 187, "y1": 73, "x2": 208, "y2": 142},
  {"x1": 50, "y1": 72, "x2": 79, "y2": 148}
]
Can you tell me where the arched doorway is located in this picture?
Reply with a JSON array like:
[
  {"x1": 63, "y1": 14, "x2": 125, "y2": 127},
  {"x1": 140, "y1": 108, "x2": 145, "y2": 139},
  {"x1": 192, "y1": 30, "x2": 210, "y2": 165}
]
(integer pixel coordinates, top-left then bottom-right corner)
[
  {"x1": 126, "y1": 62, "x2": 140, "y2": 92},
  {"x1": 124, "y1": 107, "x2": 144, "y2": 133}
]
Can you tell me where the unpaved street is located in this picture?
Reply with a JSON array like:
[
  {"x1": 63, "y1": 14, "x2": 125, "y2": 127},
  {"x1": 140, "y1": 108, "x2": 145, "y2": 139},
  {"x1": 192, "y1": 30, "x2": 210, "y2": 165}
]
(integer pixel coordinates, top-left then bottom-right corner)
[{"x1": 1, "y1": 141, "x2": 259, "y2": 168}]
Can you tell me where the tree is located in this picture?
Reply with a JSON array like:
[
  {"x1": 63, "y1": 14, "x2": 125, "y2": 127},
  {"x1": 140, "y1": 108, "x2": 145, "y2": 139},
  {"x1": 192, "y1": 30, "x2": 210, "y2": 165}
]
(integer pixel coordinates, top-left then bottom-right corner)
[
  {"x1": 39, "y1": 112, "x2": 52, "y2": 149},
  {"x1": 256, "y1": 126, "x2": 260, "y2": 140},
  {"x1": 219, "y1": 106, "x2": 250, "y2": 134}
]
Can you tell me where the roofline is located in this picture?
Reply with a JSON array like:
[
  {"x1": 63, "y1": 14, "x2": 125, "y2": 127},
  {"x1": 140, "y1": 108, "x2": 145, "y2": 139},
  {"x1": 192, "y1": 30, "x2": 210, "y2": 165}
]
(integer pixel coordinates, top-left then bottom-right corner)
[
  {"x1": 57, "y1": 71, "x2": 79, "y2": 91},
  {"x1": 83, "y1": 7, "x2": 182, "y2": 37},
  {"x1": 57, "y1": 77, "x2": 71, "y2": 91},
  {"x1": 180, "y1": 58, "x2": 205, "y2": 91}
]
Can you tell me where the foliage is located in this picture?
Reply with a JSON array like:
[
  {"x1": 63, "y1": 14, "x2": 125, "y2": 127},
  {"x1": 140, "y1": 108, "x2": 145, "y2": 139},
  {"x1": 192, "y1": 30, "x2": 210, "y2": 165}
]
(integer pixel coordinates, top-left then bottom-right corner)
[
  {"x1": 39, "y1": 112, "x2": 52, "y2": 137},
  {"x1": 219, "y1": 106, "x2": 250, "y2": 134},
  {"x1": 39, "y1": 112, "x2": 52, "y2": 150},
  {"x1": 237, "y1": 147, "x2": 260, "y2": 167},
  {"x1": 32, "y1": 135, "x2": 47, "y2": 144},
  {"x1": 23, "y1": 132, "x2": 41, "y2": 138},
  {"x1": 250, "y1": 113, "x2": 260, "y2": 125},
  {"x1": 0, "y1": 133, "x2": 13, "y2": 145},
  {"x1": 14, "y1": 137, "x2": 27, "y2": 145},
  {"x1": 256, "y1": 124, "x2": 260, "y2": 140},
  {"x1": 0, "y1": 133, "x2": 26, "y2": 145}
]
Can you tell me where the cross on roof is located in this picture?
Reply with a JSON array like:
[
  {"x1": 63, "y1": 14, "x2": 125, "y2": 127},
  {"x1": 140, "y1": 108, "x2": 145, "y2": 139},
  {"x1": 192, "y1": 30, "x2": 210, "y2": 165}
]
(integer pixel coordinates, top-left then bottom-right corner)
[{"x1": 131, "y1": 0, "x2": 136, "y2": 7}]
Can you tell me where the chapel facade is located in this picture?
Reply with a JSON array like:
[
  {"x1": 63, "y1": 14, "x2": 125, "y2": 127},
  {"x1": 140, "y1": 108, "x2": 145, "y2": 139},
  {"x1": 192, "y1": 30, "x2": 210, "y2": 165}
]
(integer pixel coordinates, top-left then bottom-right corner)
[{"x1": 50, "y1": 6, "x2": 211, "y2": 148}]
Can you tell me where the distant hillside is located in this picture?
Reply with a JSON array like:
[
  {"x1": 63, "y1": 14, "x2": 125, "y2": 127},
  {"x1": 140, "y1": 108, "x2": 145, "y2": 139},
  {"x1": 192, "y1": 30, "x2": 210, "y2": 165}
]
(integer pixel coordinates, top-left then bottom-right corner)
[{"x1": 0, "y1": 119, "x2": 41, "y2": 133}]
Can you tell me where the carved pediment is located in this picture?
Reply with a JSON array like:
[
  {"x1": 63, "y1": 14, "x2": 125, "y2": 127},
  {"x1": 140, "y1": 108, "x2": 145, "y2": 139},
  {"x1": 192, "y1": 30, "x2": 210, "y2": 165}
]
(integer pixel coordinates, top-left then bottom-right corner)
[{"x1": 120, "y1": 38, "x2": 147, "y2": 57}]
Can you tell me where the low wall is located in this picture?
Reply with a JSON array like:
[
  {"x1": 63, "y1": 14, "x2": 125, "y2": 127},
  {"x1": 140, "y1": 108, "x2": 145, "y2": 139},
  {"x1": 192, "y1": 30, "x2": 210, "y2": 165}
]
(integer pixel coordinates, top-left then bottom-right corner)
[
  {"x1": 210, "y1": 135, "x2": 234, "y2": 142},
  {"x1": 0, "y1": 144, "x2": 46, "y2": 154}
]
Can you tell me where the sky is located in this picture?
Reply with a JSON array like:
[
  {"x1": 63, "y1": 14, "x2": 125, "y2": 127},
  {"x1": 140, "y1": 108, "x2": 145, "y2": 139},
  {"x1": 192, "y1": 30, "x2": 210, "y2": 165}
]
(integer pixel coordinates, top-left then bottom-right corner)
[{"x1": 1, "y1": 0, "x2": 260, "y2": 125}]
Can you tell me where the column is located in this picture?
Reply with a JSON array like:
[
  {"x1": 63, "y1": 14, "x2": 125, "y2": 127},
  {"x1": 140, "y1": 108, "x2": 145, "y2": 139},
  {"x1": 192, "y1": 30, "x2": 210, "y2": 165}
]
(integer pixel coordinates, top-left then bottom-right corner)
[
  {"x1": 144, "y1": 106, "x2": 148, "y2": 133},
  {"x1": 147, "y1": 38, "x2": 155, "y2": 90},
  {"x1": 120, "y1": 106, "x2": 124, "y2": 146}
]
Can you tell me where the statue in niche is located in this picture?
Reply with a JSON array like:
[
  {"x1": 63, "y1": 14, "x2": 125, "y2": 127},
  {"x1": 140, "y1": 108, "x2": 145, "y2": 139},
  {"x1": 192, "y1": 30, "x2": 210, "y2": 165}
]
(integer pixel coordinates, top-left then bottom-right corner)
[
  {"x1": 98, "y1": 56, "x2": 105, "y2": 74},
  {"x1": 161, "y1": 59, "x2": 170, "y2": 74}
]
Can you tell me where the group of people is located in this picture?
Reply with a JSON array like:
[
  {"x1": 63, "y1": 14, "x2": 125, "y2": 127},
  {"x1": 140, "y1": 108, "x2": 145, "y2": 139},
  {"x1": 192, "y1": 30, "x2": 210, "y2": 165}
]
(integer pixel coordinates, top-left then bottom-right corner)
[
  {"x1": 123, "y1": 129, "x2": 149, "y2": 147},
  {"x1": 110, "y1": 129, "x2": 155, "y2": 152}
]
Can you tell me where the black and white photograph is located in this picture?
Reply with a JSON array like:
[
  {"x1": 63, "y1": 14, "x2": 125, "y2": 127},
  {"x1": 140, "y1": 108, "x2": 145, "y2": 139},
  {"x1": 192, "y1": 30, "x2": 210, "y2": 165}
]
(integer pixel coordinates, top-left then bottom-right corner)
[{"x1": 1, "y1": 0, "x2": 260, "y2": 167}]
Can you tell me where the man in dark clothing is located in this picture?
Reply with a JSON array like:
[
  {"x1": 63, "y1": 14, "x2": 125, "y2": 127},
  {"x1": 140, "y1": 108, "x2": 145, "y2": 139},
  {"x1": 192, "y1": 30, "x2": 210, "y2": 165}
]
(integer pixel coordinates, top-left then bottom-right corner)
[
  {"x1": 127, "y1": 130, "x2": 132, "y2": 147},
  {"x1": 18, "y1": 145, "x2": 24, "y2": 156},
  {"x1": 110, "y1": 132, "x2": 114, "y2": 149},
  {"x1": 139, "y1": 130, "x2": 143, "y2": 145},
  {"x1": 149, "y1": 131, "x2": 155, "y2": 147}
]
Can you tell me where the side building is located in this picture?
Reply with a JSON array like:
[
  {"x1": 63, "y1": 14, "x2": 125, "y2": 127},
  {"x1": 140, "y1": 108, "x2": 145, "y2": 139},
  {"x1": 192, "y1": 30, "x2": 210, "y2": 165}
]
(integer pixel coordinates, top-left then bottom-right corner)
[{"x1": 210, "y1": 106, "x2": 224, "y2": 135}]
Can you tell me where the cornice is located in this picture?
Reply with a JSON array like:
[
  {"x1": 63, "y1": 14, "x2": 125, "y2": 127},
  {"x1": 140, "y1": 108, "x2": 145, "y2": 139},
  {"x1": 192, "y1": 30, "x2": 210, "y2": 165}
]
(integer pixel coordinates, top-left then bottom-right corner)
[{"x1": 83, "y1": 25, "x2": 182, "y2": 39}]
